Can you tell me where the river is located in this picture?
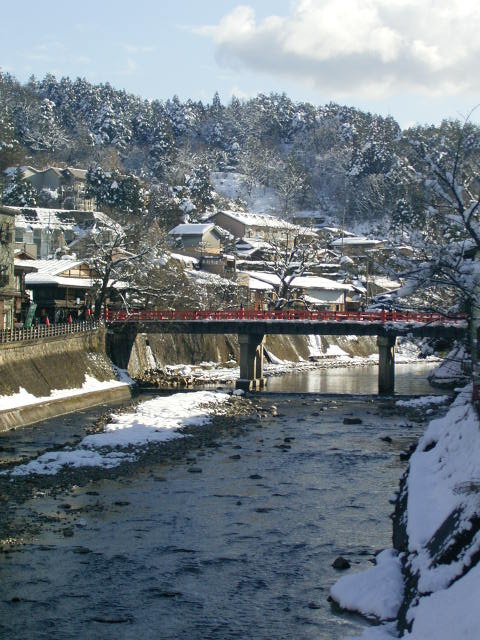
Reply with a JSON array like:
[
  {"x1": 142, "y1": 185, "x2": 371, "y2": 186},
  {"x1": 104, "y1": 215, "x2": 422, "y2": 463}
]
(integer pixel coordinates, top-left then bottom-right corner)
[{"x1": 0, "y1": 363, "x2": 444, "y2": 639}]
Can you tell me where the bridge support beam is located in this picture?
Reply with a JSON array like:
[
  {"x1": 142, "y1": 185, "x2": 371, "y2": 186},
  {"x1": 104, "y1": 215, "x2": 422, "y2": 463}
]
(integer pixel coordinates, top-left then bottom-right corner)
[
  {"x1": 378, "y1": 336, "x2": 396, "y2": 394},
  {"x1": 236, "y1": 333, "x2": 266, "y2": 391}
]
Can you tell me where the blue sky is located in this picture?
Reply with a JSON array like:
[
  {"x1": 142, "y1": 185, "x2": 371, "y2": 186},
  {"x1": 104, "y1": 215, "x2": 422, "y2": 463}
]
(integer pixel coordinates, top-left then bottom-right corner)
[{"x1": 2, "y1": 0, "x2": 480, "y2": 128}]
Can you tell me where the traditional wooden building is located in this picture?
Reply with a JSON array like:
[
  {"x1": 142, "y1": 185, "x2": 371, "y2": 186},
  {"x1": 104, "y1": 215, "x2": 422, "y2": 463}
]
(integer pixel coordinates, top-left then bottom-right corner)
[
  {"x1": 0, "y1": 207, "x2": 15, "y2": 330},
  {"x1": 168, "y1": 223, "x2": 224, "y2": 257},
  {"x1": 21, "y1": 259, "x2": 98, "y2": 323}
]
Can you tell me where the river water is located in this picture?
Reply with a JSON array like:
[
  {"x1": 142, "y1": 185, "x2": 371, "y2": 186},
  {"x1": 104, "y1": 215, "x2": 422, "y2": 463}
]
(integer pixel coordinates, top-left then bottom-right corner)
[{"x1": 0, "y1": 364, "x2": 444, "y2": 639}]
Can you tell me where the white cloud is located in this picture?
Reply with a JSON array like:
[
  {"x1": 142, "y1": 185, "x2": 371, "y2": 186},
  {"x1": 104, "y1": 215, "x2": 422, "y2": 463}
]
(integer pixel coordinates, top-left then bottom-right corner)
[{"x1": 199, "y1": 0, "x2": 480, "y2": 98}]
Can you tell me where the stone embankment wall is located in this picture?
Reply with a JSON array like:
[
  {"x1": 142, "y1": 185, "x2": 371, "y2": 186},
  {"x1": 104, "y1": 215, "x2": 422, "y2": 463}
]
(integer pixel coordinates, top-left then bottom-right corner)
[
  {"x1": 0, "y1": 327, "x2": 117, "y2": 397},
  {"x1": 116, "y1": 331, "x2": 378, "y2": 378}
]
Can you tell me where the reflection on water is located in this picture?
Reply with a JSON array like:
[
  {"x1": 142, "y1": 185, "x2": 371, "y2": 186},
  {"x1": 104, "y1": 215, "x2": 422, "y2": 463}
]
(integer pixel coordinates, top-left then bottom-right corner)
[{"x1": 267, "y1": 362, "x2": 441, "y2": 395}]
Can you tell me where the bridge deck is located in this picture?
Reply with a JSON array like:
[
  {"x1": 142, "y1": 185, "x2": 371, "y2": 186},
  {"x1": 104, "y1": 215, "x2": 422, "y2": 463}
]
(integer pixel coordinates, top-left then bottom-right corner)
[{"x1": 106, "y1": 309, "x2": 467, "y2": 339}]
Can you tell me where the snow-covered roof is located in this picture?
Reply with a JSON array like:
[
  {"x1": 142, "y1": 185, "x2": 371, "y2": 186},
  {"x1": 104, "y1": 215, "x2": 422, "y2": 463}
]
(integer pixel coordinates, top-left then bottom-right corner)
[
  {"x1": 237, "y1": 272, "x2": 273, "y2": 290},
  {"x1": 236, "y1": 237, "x2": 271, "y2": 249},
  {"x1": 4, "y1": 165, "x2": 38, "y2": 177},
  {"x1": 6, "y1": 206, "x2": 113, "y2": 232},
  {"x1": 168, "y1": 223, "x2": 214, "y2": 236},
  {"x1": 320, "y1": 227, "x2": 356, "y2": 237},
  {"x1": 330, "y1": 236, "x2": 383, "y2": 247},
  {"x1": 64, "y1": 168, "x2": 87, "y2": 179},
  {"x1": 25, "y1": 273, "x2": 96, "y2": 289},
  {"x1": 369, "y1": 276, "x2": 402, "y2": 290},
  {"x1": 304, "y1": 294, "x2": 340, "y2": 305},
  {"x1": 185, "y1": 269, "x2": 235, "y2": 287},
  {"x1": 20, "y1": 259, "x2": 86, "y2": 277},
  {"x1": 169, "y1": 252, "x2": 199, "y2": 265},
  {"x1": 243, "y1": 270, "x2": 353, "y2": 291},
  {"x1": 215, "y1": 210, "x2": 297, "y2": 230}
]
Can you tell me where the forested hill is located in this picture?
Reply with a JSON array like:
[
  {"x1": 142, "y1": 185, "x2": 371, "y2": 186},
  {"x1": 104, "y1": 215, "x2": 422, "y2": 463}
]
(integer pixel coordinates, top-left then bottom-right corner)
[{"x1": 1, "y1": 72, "x2": 479, "y2": 232}]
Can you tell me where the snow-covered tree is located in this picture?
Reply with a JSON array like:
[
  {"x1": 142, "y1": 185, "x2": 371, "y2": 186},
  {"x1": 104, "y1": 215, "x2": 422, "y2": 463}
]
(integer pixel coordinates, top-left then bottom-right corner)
[
  {"x1": 2, "y1": 169, "x2": 37, "y2": 206},
  {"x1": 185, "y1": 163, "x2": 216, "y2": 214},
  {"x1": 85, "y1": 166, "x2": 148, "y2": 215},
  {"x1": 384, "y1": 117, "x2": 480, "y2": 314}
]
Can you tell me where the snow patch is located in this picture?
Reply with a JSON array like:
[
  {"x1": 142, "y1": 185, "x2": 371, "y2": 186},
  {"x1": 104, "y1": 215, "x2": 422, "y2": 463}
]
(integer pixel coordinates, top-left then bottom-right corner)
[
  {"x1": 396, "y1": 395, "x2": 450, "y2": 408},
  {"x1": 4, "y1": 390, "x2": 230, "y2": 476},
  {"x1": 0, "y1": 375, "x2": 129, "y2": 411},
  {"x1": 330, "y1": 549, "x2": 404, "y2": 621}
]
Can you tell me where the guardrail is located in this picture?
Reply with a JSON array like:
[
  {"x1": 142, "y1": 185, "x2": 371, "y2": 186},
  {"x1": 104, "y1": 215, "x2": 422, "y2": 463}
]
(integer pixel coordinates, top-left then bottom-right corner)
[
  {"x1": 0, "y1": 320, "x2": 100, "y2": 344},
  {"x1": 105, "y1": 308, "x2": 467, "y2": 325}
]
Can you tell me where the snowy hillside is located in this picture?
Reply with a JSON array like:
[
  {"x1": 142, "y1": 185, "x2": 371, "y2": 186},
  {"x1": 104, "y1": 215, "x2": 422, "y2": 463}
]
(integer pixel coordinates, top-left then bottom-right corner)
[{"x1": 211, "y1": 171, "x2": 281, "y2": 215}]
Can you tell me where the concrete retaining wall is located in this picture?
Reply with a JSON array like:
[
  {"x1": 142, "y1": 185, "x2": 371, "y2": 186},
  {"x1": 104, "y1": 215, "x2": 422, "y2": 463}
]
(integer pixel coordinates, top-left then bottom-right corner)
[
  {"x1": 117, "y1": 331, "x2": 378, "y2": 378},
  {"x1": 0, "y1": 384, "x2": 132, "y2": 432},
  {"x1": 0, "y1": 327, "x2": 117, "y2": 397}
]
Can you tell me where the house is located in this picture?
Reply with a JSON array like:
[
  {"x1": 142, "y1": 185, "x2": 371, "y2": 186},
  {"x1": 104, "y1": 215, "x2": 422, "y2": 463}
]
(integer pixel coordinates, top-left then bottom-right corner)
[
  {"x1": 236, "y1": 272, "x2": 273, "y2": 309},
  {"x1": 366, "y1": 276, "x2": 402, "y2": 299},
  {"x1": 18, "y1": 166, "x2": 94, "y2": 211},
  {"x1": 21, "y1": 259, "x2": 99, "y2": 322},
  {"x1": 198, "y1": 254, "x2": 236, "y2": 276},
  {"x1": 168, "y1": 223, "x2": 224, "y2": 257},
  {"x1": 0, "y1": 207, "x2": 15, "y2": 330},
  {"x1": 8, "y1": 206, "x2": 115, "y2": 259},
  {"x1": 13, "y1": 254, "x2": 37, "y2": 326},
  {"x1": 329, "y1": 236, "x2": 385, "y2": 256},
  {"x1": 241, "y1": 271, "x2": 354, "y2": 311},
  {"x1": 233, "y1": 237, "x2": 274, "y2": 260},
  {"x1": 209, "y1": 210, "x2": 306, "y2": 244}
]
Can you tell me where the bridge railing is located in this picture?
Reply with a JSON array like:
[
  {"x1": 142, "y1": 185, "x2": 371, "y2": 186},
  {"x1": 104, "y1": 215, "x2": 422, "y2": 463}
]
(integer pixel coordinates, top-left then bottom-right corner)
[
  {"x1": 105, "y1": 308, "x2": 467, "y2": 325},
  {"x1": 0, "y1": 320, "x2": 99, "y2": 344}
]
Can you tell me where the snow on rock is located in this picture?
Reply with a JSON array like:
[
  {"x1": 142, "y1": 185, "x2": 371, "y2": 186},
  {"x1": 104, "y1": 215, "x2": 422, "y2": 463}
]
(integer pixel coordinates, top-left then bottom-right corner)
[
  {"x1": 428, "y1": 343, "x2": 469, "y2": 386},
  {"x1": 396, "y1": 395, "x2": 450, "y2": 409},
  {"x1": 4, "y1": 390, "x2": 230, "y2": 476},
  {"x1": 306, "y1": 334, "x2": 350, "y2": 359},
  {"x1": 307, "y1": 334, "x2": 323, "y2": 358},
  {"x1": 403, "y1": 561, "x2": 480, "y2": 640},
  {"x1": 406, "y1": 385, "x2": 480, "y2": 554},
  {"x1": 403, "y1": 384, "x2": 480, "y2": 601},
  {"x1": 325, "y1": 344, "x2": 350, "y2": 357},
  {"x1": 330, "y1": 549, "x2": 404, "y2": 621},
  {"x1": 264, "y1": 349, "x2": 285, "y2": 365}
]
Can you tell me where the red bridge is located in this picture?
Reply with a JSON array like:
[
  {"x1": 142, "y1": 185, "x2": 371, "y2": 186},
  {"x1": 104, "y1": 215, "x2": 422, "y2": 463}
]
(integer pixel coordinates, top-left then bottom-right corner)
[
  {"x1": 106, "y1": 307, "x2": 466, "y2": 325},
  {"x1": 106, "y1": 308, "x2": 467, "y2": 394}
]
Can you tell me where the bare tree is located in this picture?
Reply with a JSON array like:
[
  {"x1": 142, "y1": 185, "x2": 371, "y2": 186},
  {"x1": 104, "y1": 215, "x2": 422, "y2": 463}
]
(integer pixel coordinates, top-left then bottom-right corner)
[
  {"x1": 386, "y1": 116, "x2": 480, "y2": 313},
  {"x1": 249, "y1": 227, "x2": 319, "y2": 309},
  {"x1": 274, "y1": 155, "x2": 309, "y2": 215}
]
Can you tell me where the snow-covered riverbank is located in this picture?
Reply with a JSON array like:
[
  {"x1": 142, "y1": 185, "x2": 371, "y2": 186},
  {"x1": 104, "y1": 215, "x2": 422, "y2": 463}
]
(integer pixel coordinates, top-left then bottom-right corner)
[
  {"x1": 330, "y1": 385, "x2": 480, "y2": 639},
  {"x1": 1, "y1": 390, "x2": 234, "y2": 476}
]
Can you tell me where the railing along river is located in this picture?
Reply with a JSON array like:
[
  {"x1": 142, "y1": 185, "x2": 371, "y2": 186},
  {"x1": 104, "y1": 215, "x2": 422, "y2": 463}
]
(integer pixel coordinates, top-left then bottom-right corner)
[{"x1": 0, "y1": 320, "x2": 99, "y2": 344}]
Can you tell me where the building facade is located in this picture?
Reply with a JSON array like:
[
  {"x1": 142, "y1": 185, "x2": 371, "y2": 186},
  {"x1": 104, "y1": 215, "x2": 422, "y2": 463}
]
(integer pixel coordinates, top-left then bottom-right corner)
[
  {"x1": 19, "y1": 166, "x2": 94, "y2": 211},
  {"x1": 0, "y1": 207, "x2": 16, "y2": 330}
]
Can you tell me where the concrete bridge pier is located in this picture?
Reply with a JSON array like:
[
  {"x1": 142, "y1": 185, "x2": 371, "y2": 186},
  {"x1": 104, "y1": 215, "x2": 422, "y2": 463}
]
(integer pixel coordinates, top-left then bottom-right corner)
[
  {"x1": 377, "y1": 336, "x2": 396, "y2": 394},
  {"x1": 236, "y1": 333, "x2": 266, "y2": 391}
]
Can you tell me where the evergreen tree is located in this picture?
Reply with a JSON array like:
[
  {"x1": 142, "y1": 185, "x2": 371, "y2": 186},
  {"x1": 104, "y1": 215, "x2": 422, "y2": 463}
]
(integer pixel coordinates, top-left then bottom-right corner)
[{"x1": 2, "y1": 169, "x2": 38, "y2": 206}]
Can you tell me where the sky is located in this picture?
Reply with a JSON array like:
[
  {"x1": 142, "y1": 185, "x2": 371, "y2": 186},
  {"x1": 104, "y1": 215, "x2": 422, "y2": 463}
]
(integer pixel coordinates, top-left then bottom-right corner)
[{"x1": 1, "y1": 0, "x2": 480, "y2": 128}]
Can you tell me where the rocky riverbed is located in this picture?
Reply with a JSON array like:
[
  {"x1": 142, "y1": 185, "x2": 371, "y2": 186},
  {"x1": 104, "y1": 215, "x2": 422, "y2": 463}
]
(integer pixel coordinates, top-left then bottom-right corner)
[{"x1": 0, "y1": 385, "x2": 435, "y2": 640}]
